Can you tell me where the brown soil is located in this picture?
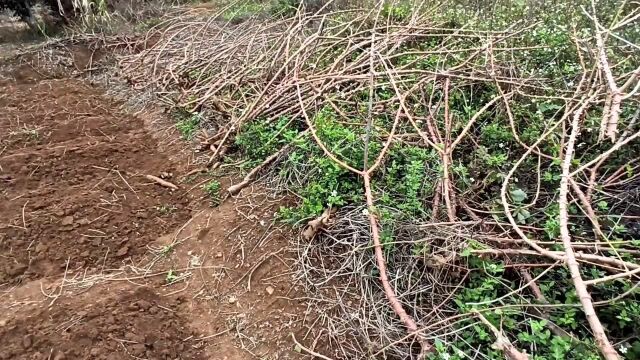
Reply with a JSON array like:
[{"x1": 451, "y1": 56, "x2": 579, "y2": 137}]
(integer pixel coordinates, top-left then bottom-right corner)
[
  {"x1": 0, "y1": 71, "x2": 190, "y2": 284},
  {"x1": 148, "y1": 195, "x2": 315, "y2": 359},
  {"x1": 1, "y1": 285, "x2": 204, "y2": 360},
  {"x1": 0, "y1": 43, "x2": 320, "y2": 359}
]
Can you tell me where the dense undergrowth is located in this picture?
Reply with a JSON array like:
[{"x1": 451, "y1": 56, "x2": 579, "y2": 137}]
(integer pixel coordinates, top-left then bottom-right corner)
[
  {"x1": 232, "y1": 1, "x2": 639, "y2": 359},
  {"x1": 114, "y1": 0, "x2": 640, "y2": 358},
  {"x1": 233, "y1": 104, "x2": 639, "y2": 360}
]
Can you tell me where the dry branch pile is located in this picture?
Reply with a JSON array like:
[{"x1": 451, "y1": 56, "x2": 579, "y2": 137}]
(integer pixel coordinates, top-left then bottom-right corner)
[{"x1": 119, "y1": 1, "x2": 640, "y2": 359}]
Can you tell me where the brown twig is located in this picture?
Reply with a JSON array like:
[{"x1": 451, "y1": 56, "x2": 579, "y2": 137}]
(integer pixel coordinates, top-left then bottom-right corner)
[
  {"x1": 474, "y1": 311, "x2": 529, "y2": 360},
  {"x1": 558, "y1": 99, "x2": 619, "y2": 360},
  {"x1": 291, "y1": 333, "x2": 334, "y2": 360}
]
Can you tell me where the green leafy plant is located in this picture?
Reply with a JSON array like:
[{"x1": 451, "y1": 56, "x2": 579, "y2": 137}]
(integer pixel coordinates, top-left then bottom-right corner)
[
  {"x1": 270, "y1": 0, "x2": 300, "y2": 16},
  {"x1": 173, "y1": 108, "x2": 201, "y2": 140},
  {"x1": 9, "y1": 126, "x2": 40, "y2": 141},
  {"x1": 165, "y1": 269, "x2": 179, "y2": 284},
  {"x1": 203, "y1": 180, "x2": 221, "y2": 206},
  {"x1": 160, "y1": 244, "x2": 174, "y2": 256},
  {"x1": 222, "y1": 1, "x2": 265, "y2": 22},
  {"x1": 381, "y1": 1, "x2": 412, "y2": 22}
]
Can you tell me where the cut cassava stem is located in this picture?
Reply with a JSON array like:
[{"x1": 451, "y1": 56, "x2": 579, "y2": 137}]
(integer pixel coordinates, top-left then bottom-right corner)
[
  {"x1": 559, "y1": 99, "x2": 619, "y2": 360},
  {"x1": 145, "y1": 174, "x2": 179, "y2": 190},
  {"x1": 363, "y1": 173, "x2": 432, "y2": 354}
]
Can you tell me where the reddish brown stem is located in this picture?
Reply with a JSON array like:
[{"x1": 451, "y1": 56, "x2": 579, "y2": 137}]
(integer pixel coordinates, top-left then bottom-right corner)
[
  {"x1": 559, "y1": 100, "x2": 619, "y2": 360},
  {"x1": 363, "y1": 173, "x2": 431, "y2": 354}
]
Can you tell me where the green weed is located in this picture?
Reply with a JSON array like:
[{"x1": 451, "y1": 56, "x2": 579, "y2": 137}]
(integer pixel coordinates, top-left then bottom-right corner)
[
  {"x1": 160, "y1": 244, "x2": 174, "y2": 256},
  {"x1": 222, "y1": 1, "x2": 265, "y2": 22},
  {"x1": 155, "y1": 204, "x2": 177, "y2": 215},
  {"x1": 165, "y1": 269, "x2": 179, "y2": 284},
  {"x1": 10, "y1": 126, "x2": 40, "y2": 141},
  {"x1": 135, "y1": 17, "x2": 162, "y2": 32},
  {"x1": 203, "y1": 180, "x2": 221, "y2": 206},
  {"x1": 270, "y1": 0, "x2": 300, "y2": 16},
  {"x1": 381, "y1": 1, "x2": 413, "y2": 22},
  {"x1": 173, "y1": 108, "x2": 201, "y2": 140}
]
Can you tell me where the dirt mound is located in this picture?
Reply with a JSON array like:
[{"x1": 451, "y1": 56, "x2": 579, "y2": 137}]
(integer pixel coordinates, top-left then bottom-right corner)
[
  {"x1": 0, "y1": 69, "x2": 190, "y2": 284},
  {"x1": 0, "y1": 285, "x2": 205, "y2": 360}
]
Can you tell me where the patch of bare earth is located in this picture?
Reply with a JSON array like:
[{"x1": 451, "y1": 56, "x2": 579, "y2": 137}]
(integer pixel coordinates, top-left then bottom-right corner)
[
  {"x1": 1, "y1": 284, "x2": 204, "y2": 360},
  {"x1": 149, "y1": 193, "x2": 317, "y2": 359},
  {"x1": 0, "y1": 70, "x2": 191, "y2": 284},
  {"x1": 1, "y1": 47, "x2": 319, "y2": 359}
]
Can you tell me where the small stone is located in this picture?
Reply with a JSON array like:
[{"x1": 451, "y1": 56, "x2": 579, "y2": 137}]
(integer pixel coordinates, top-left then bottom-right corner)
[
  {"x1": 190, "y1": 255, "x2": 202, "y2": 267},
  {"x1": 265, "y1": 286, "x2": 274, "y2": 295},
  {"x1": 215, "y1": 252, "x2": 223, "y2": 258},
  {"x1": 22, "y1": 334, "x2": 33, "y2": 349},
  {"x1": 136, "y1": 300, "x2": 151, "y2": 311},
  {"x1": 116, "y1": 246, "x2": 129, "y2": 257},
  {"x1": 228, "y1": 296, "x2": 237, "y2": 304},
  {"x1": 6, "y1": 263, "x2": 27, "y2": 276},
  {"x1": 129, "y1": 344, "x2": 146, "y2": 356},
  {"x1": 61, "y1": 216, "x2": 74, "y2": 226},
  {"x1": 53, "y1": 351, "x2": 65, "y2": 360}
]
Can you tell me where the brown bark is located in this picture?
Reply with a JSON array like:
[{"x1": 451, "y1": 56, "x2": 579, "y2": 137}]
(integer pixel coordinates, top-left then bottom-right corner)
[{"x1": 559, "y1": 100, "x2": 619, "y2": 360}]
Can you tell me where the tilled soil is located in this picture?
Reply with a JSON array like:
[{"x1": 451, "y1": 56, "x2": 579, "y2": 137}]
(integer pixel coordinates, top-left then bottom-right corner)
[
  {"x1": 0, "y1": 69, "x2": 190, "y2": 284},
  {"x1": 0, "y1": 65, "x2": 204, "y2": 360},
  {"x1": 1, "y1": 286, "x2": 204, "y2": 360}
]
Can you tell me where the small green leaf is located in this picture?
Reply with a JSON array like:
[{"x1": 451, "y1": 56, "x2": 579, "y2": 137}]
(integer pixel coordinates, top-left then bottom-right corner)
[
  {"x1": 516, "y1": 208, "x2": 531, "y2": 224},
  {"x1": 597, "y1": 200, "x2": 609, "y2": 211},
  {"x1": 510, "y1": 188, "x2": 528, "y2": 203}
]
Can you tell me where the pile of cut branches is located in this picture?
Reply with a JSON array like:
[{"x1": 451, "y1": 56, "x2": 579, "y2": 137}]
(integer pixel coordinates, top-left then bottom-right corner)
[{"x1": 121, "y1": 1, "x2": 640, "y2": 359}]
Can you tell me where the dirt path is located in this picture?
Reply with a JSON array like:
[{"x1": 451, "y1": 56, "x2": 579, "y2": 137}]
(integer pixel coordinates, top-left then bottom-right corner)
[{"x1": 0, "y1": 60, "x2": 315, "y2": 359}]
